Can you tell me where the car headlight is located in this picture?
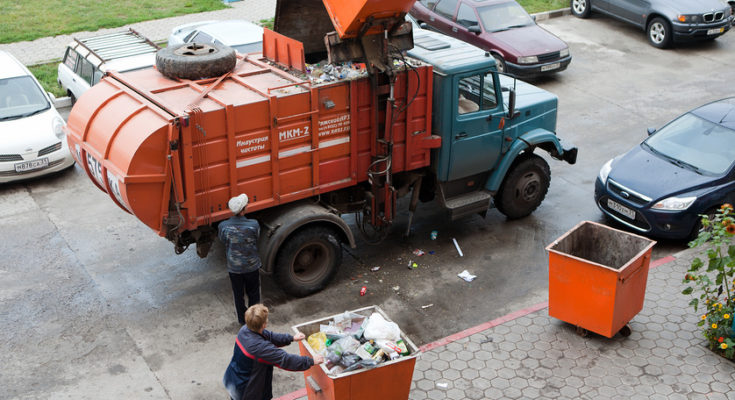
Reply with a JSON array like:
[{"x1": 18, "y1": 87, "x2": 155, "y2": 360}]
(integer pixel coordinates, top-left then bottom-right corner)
[
  {"x1": 598, "y1": 158, "x2": 613, "y2": 184},
  {"x1": 53, "y1": 116, "x2": 66, "y2": 140},
  {"x1": 517, "y1": 55, "x2": 538, "y2": 64},
  {"x1": 652, "y1": 196, "x2": 697, "y2": 211},
  {"x1": 559, "y1": 48, "x2": 570, "y2": 58},
  {"x1": 677, "y1": 14, "x2": 699, "y2": 22}
]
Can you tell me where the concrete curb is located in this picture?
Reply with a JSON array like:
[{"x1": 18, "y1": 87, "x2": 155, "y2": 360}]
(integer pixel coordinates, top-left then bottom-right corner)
[
  {"x1": 53, "y1": 97, "x2": 72, "y2": 109},
  {"x1": 532, "y1": 7, "x2": 572, "y2": 21}
]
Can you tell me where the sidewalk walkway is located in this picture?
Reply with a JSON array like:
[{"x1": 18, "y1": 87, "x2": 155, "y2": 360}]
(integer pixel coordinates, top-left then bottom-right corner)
[
  {"x1": 280, "y1": 248, "x2": 735, "y2": 400},
  {"x1": 0, "y1": 0, "x2": 276, "y2": 66}
]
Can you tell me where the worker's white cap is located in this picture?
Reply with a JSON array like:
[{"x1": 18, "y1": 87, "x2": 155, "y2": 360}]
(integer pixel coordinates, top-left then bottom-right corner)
[{"x1": 228, "y1": 194, "x2": 249, "y2": 215}]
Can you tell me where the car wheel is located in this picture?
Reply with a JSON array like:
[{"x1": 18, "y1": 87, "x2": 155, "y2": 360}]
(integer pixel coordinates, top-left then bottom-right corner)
[
  {"x1": 273, "y1": 226, "x2": 342, "y2": 297},
  {"x1": 68, "y1": 91, "x2": 76, "y2": 106},
  {"x1": 492, "y1": 53, "x2": 506, "y2": 74},
  {"x1": 570, "y1": 0, "x2": 591, "y2": 18},
  {"x1": 155, "y1": 42, "x2": 236, "y2": 80},
  {"x1": 496, "y1": 154, "x2": 551, "y2": 219},
  {"x1": 647, "y1": 17, "x2": 672, "y2": 49}
]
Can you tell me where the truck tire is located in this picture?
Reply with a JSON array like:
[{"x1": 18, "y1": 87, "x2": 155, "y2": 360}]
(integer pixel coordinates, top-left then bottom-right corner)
[
  {"x1": 155, "y1": 43, "x2": 236, "y2": 80},
  {"x1": 274, "y1": 226, "x2": 342, "y2": 297},
  {"x1": 496, "y1": 154, "x2": 550, "y2": 219}
]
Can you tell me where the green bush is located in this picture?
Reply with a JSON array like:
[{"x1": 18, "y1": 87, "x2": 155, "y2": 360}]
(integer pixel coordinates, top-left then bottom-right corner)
[{"x1": 683, "y1": 204, "x2": 735, "y2": 359}]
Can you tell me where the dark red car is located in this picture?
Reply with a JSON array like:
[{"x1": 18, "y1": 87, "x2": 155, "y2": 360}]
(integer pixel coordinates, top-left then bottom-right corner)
[{"x1": 410, "y1": 0, "x2": 571, "y2": 78}]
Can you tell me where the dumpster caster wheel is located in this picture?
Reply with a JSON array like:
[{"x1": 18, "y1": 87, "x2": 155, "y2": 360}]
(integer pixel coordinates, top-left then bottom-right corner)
[
  {"x1": 618, "y1": 324, "x2": 632, "y2": 337},
  {"x1": 575, "y1": 326, "x2": 588, "y2": 337}
]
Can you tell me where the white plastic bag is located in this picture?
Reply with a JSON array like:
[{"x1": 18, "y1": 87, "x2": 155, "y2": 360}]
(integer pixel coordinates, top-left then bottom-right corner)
[{"x1": 363, "y1": 312, "x2": 401, "y2": 342}]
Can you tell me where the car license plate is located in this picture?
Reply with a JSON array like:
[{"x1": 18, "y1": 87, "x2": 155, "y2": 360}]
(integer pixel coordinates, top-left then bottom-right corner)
[
  {"x1": 14, "y1": 158, "x2": 49, "y2": 172},
  {"x1": 541, "y1": 63, "x2": 560, "y2": 72},
  {"x1": 607, "y1": 199, "x2": 636, "y2": 220},
  {"x1": 708, "y1": 27, "x2": 724, "y2": 35}
]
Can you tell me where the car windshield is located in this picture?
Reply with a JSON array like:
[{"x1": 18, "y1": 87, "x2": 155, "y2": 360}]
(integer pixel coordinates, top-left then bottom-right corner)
[
  {"x1": 477, "y1": 2, "x2": 534, "y2": 32},
  {"x1": 0, "y1": 75, "x2": 50, "y2": 121},
  {"x1": 643, "y1": 113, "x2": 735, "y2": 175}
]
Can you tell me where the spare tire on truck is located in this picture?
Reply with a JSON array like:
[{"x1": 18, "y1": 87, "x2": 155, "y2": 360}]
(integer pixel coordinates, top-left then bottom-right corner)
[{"x1": 155, "y1": 43, "x2": 236, "y2": 80}]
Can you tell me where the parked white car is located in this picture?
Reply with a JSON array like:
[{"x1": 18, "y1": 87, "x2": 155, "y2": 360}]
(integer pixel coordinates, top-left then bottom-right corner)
[
  {"x1": 168, "y1": 19, "x2": 263, "y2": 54},
  {"x1": 58, "y1": 29, "x2": 158, "y2": 104},
  {"x1": 0, "y1": 51, "x2": 74, "y2": 183}
]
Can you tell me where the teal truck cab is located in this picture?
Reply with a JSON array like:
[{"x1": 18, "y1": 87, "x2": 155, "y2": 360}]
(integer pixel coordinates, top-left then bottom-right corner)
[{"x1": 406, "y1": 28, "x2": 577, "y2": 222}]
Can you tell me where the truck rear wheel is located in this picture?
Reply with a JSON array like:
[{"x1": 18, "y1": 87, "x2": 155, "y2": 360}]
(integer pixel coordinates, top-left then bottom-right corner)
[
  {"x1": 155, "y1": 43, "x2": 236, "y2": 80},
  {"x1": 496, "y1": 154, "x2": 550, "y2": 219},
  {"x1": 274, "y1": 227, "x2": 342, "y2": 297}
]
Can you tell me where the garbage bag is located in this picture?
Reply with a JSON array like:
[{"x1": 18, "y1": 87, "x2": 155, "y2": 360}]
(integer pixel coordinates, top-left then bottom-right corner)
[
  {"x1": 307, "y1": 332, "x2": 327, "y2": 354},
  {"x1": 363, "y1": 312, "x2": 401, "y2": 342},
  {"x1": 338, "y1": 352, "x2": 362, "y2": 368},
  {"x1": 332, "y1": 335, "x2": 360, "y2": 354}
]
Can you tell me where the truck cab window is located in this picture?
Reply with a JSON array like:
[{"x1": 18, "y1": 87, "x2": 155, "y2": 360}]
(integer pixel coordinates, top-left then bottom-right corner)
[
  {"x1": 435, "y1": 0, "x2": 459, "y2": 19},
  {"x1": 457, "y1": 3, "x2": 479, "y2": 28},
  {"x1": 458, "y1": 73, "x2": 498, "y2": 114}
]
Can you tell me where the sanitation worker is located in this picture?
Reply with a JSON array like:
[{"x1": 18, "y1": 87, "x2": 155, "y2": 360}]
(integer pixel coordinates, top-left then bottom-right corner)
[
  {"x1": 223, "y1": 304, "x2": 325, "y2": 400},
  {"x1": 219, "y1": 193, "x2": 262, "y2": 325}
]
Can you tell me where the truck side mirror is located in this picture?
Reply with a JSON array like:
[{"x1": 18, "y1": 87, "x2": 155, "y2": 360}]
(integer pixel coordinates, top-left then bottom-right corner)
[
  {"x1": 468, "y1": 25, "x2": 481, "y2": 34},
  {"x1": 647, "y1": 127, "x2": 657, "y2": 136},
  {"x1": 507, "y1": 87, "x2": 517, "y2": 119}
]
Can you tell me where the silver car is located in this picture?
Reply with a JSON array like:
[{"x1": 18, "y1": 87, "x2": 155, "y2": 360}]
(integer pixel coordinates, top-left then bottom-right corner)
[
  {"x1": 168, "y1": 20, "x2": 263, "y2": 54},
  {"x1": 570, "y1": 0, "x2": 733, "y2": 48}
]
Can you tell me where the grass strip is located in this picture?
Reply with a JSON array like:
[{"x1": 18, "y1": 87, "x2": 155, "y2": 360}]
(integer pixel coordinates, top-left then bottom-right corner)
[{"x1": 0, "y1": 0, "x2": 227, "y2": 44}]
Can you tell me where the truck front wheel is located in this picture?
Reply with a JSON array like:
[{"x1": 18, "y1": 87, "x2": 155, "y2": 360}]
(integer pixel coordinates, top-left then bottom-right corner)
[
  {"x1": 274, "y1": 227, "x2": 342, "y2": 297},
  {"x1": 496, "y1": 154, "x2": 550, "y2": 219}
]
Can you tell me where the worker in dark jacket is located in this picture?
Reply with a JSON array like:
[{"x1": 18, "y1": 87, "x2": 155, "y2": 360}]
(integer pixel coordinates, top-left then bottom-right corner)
[
  {"x1": 223, "y1": 304, "x2": 325, "y2": 400},
  {"x1": 219, "y1": 193, "x2": 261, "y2": 324}
]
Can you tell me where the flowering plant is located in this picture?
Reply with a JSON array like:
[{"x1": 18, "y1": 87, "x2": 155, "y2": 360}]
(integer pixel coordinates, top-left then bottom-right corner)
[{"x1": 682, "y1": 203, "x2": 735, "y2": 359}]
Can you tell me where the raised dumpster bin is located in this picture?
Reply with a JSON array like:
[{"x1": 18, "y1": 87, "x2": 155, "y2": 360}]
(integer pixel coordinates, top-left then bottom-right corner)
[
  {"x1": 546, "y1": 221, "x2": 656, "y2": 338},
  {"x1": 292, "y1": 305, "x2": 419, "y2": 400}
]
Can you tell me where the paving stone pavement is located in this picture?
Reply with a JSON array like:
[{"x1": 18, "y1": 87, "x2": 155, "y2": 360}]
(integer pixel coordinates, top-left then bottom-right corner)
[
  {"x1": 0, "y1": 0, "x2": 276, "y2": 66},
  {"x1": 283, "y1": 248, "x2": 735, "y2": 400}
]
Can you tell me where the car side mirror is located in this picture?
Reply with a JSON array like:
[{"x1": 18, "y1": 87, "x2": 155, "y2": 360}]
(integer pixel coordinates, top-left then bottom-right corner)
[
  {"x1": 468, "y1": 25, "x2": 481, "y2": 34},
  {"x1": 532, "y1": 15, "x2": 537, "y2": 22},
  {"x1": 419, "y1": 22, "x2": 429, "y2": 29},
  {"x1": 47, "y1": 92, "x2": 56, "y2": 101},
  {"x1": 507, "y1": 87, "x2": 517, "y2": 119},
  {"x1": 647, "y1": 127, "x2": 657, "y2": 136}
]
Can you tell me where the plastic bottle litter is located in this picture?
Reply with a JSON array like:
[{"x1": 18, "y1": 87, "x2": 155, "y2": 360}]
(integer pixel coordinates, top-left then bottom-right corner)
[
  {"x1": 430, "y1": 230, "x2": 438, "y2": 240},
  {"x1": 360, "y1": 286, "x2": 367, "y2": 296},
  {"x1": 412, "y1": 249, "x2": 425, "y2": 256},
  {"x1": 371, "y1": 266, "x2": 381, "y2": 272},
  {"x1": 307, "y1": 332, "x2": 327, "y2": 354}
]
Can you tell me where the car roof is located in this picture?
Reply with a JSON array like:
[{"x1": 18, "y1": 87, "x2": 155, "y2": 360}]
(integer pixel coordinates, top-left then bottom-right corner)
[
  {"x1": 195, "y1": 20, "x2": 263, "y2": 45},
  {"x1": 407, "y1": 28, "x2": 495, "y2": 75},
  {"x1": 692, "y1": 97, "x2": 735, "y2": 131},
  {"x1": 0, "y1": 50, "x2": 31, "y2": 79}
]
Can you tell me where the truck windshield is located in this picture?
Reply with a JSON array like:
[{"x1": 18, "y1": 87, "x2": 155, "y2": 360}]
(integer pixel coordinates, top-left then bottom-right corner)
[
  {"x1": 643, "y1": 113, "x2": 735, "y2": 175},
  {"x1": 0, "y1": 76, "x2": 50, "y2": 121},
  {"x1": 477, "y1": 2, "x2": 534, "y2": 32}
]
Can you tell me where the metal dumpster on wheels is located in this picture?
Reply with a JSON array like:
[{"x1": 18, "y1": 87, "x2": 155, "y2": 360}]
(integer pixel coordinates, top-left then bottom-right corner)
[
  {"x1": 292, "y1": 305, "x2": 419, "y2": 400},
  {"x1": 546, "y1": 221, "x2": 656, "y2": 338}
]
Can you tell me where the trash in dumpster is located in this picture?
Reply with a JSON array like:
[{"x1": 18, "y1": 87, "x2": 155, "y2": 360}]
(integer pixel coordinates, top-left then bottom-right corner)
[
  {"x1": 295, "y1": 308, "x2": 414, "y2": 376},
  {"x1": 293, "y1": 306, "x2": 420, "y2": 398},
  {"x1": 304, "y1": 61, "x2": 368, "y2": 84},
  {"x1": 457, "y1": 270, "x2": 476, "y2": 282}
]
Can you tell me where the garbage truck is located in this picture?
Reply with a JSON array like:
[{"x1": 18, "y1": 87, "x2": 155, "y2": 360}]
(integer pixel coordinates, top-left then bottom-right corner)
[{"x1": 65, "y1": 0, "x2": 577, "y2": 297}]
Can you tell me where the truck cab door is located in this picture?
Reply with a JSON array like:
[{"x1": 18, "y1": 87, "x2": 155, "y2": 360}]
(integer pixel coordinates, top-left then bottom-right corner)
[{"x1": 447, "y1": 71, "x2": 505, "y2": 181}]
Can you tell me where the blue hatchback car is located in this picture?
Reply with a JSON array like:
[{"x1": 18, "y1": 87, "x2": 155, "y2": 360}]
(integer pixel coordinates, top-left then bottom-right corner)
[{"x1": 594, "y1": 97, "x2": 735, "y2": 240}]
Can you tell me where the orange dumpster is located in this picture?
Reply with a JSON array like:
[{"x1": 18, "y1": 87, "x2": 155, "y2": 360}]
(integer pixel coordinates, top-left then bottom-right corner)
[
  {"x1": 292, "y1": 305, "x2": 419, "y2": 400},
  {"x1": 321, "y1": 0, "x2": 416, "y2": 38},
  {"x1": 546, "y1": 221, "x2": 656, "y2": 338}
]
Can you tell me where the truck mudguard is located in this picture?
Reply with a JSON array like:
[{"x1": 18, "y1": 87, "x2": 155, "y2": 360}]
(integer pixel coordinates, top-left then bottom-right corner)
[
  {"x1": 256, "y1": 201, "x2": 356, "y2": 273},
  {"x1": 485, "y1": 128, "x2": 565, "y2": 192}
]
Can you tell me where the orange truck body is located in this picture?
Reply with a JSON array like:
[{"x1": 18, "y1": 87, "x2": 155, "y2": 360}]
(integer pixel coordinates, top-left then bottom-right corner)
[
  {"x1": 65, "y1": 53, "x2": 434, "y2": 237},
  {"x1": 321, "y1": 0, "x2": 415, "y2": 38}
]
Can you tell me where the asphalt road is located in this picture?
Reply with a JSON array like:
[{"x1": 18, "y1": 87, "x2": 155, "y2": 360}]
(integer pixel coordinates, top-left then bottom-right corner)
[{"x1": 2, "y1": 15, "x2": 734, "y2": 399}]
